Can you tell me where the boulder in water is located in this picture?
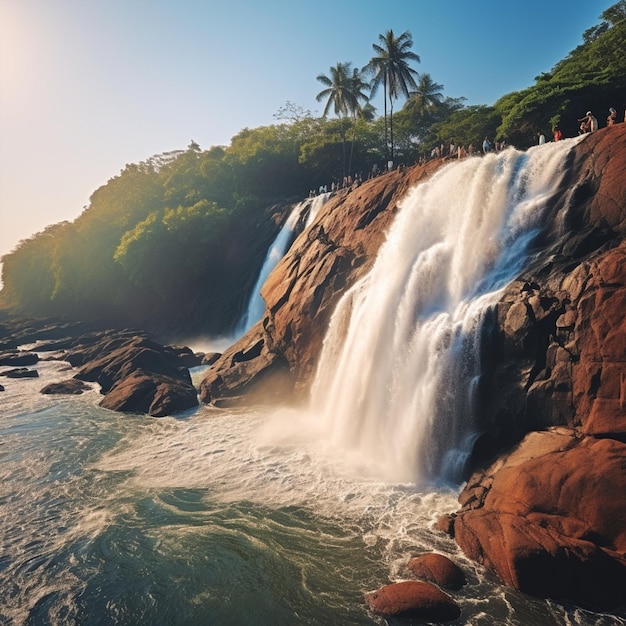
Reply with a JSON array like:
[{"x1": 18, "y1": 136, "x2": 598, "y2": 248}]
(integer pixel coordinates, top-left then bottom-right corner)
[
  {"x1": 67, "y1": 331, "x2": 199, "y2": 416},
  {"x1": 452, "y1": 431, "x2": 626, "y2": 610},
  {"x1": 1, "y1": 367, "x2": 39, "y2": 378},
  {"x1": 407, "y1": 553, "x2": 466, "y2": 590},
  {"x1": 365, "y1": 580, "x2": 461, "y2": 621},
  {"x1": 0, "y1": 351, "x2": 39, "y2": 366},
  {"x1": 40, "y1": 379, "x2": 92, "y2": 395}
]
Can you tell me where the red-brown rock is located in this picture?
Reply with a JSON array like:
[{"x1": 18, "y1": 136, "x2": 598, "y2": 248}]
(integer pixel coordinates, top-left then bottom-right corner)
[
  {"x1": 365, "y1": 580, "x2": 460, "y2": 621},
  {"x1": 407, "y1": 553, "x2": 466, "y2": 590},
  {"x1": 453, "y1": 432, "x2": 626, "y2": 610}
]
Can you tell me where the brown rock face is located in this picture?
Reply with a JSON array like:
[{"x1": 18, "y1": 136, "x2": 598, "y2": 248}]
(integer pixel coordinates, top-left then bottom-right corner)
[
  {"x1": 199, "y1": 162, "x2": 443, "y2": 404},
  {"x1": 407, "y1": 553, "x2": 466, "y2": 590},
  {"x1": 67, "y1": 332, "x2": 198, "y2": 416},
  {"x1": 453, "y1": 432, "x2": 626, "y2": 609},
  {"x1": 365, "y1": 580, "x2": 461, "y2": 621},
  {"x1": 450, "y1": 126, "x2": 626, "y2": 610}
]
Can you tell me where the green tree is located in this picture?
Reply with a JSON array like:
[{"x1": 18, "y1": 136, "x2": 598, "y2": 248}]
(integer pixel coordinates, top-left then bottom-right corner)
[
  {"x1": 364, "y1": 29, "x2": 420, "y2": 161},
  {"x1": 316, "y1": 62, "x2": 369, "y2": 178},
  {"x1": 404, "y1": 73, "x2": 444, "y2": 118}
]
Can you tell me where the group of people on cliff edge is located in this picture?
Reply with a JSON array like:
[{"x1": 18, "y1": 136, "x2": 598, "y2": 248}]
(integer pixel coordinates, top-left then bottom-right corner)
[{"x1": 576, "y1": 107, "x2": 620, "y2": 135}]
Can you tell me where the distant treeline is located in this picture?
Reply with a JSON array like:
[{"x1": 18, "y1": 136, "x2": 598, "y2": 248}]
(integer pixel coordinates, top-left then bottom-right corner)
[{"x1": 1, "y1": 3, "x2": 624, "y2": 337}]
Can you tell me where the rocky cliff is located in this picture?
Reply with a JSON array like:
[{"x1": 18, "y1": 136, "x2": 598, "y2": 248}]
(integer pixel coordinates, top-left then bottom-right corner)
[
  {"x1": 198, "y1": 124, "x2": 626, "y2": 609},
  {"x1": 447, "y1": 125, "x2": 626, "y2": 609}
]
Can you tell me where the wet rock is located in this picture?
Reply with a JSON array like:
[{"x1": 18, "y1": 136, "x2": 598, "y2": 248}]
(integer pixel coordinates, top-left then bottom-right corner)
[
  {"x1": 407, "y1": 553, "x2": 466, "y2": 590},
  {"x1": 67, "y1": 333, "x2": 199, "y2": 417},
  {"x1": 0, "y1": 367, "x2": 39, "y2": 378},
  {"x1": 365, "y1": 580, "x2": 461, "y2": 621},
  {"x1": 0, "y1": 351, "x2": 39, "y2": 366},
  {"x1": 99, "y1": 371, "x2": 198, "y2": 417},
  {"x1": 40, "y1": 379, "x2": 92, "y2": 395},
  {"x1": 435, "y1": 514, "x2": 456, "y2": 537},
  {"x1": 453, "y1": 432, "x2": 626, "y2": 610},
  {"x1": 199, "y1": 325, "x2": 294, "y2": 406}
]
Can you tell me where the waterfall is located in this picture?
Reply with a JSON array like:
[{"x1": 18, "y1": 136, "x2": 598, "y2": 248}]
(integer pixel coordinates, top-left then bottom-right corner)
[
  {"x1": 310, "y1": 141, "x2": 575, "y2": 485},
  {"x1": 237, "y1": 193, "x2": 331, "y2": 335}
]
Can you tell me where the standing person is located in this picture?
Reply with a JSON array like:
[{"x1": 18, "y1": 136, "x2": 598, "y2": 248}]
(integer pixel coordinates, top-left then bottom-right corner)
[
  {"x1": 482, "y1": 137, "x2": 492, "y2": 154},
  {"x1": 538, "y1": 132, "x2": 546, "y2": 145},
  {"x1": 553, "y1": 126, "x2": 563, "y2": 141},
  {"x1": 607, "y1": 107, "x2": 617, "y2": 126}
]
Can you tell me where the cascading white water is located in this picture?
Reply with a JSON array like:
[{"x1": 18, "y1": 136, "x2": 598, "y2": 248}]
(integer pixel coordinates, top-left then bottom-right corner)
[
  {"x1": 311, "y1": 140, "x2": 577, "y2": 485},
  {"x1": 304, "y1": 191, "x2": 332, "y2": 228},
  {"x1": 237, "y1": 193, "x2": 331, "y2": 334}
]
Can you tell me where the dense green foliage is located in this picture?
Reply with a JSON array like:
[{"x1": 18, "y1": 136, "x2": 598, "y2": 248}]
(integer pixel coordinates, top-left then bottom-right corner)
[{"x1": 1, "y1": 3, "x2": 624, "y2": 336}]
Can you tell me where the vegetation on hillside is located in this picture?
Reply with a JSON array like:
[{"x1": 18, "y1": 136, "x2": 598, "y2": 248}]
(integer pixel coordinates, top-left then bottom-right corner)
[{"x1": 1, "y1": 3, "x2": 624, "y2": 337}]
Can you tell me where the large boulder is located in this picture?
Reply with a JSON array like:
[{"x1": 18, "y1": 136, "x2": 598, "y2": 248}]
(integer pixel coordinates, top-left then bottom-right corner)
[
  {"x1": 365, "y1": 580, "x2": 461, "y2": 622},
  {"x1": 67, "y1": 333, "x2": 198, "y2": 416},
  {"x1": 407, "y1": 553, "x2": 466, "y2": 590},
  {"x1": 452, "y1": 431, "x2": 626, "y2": 610}
]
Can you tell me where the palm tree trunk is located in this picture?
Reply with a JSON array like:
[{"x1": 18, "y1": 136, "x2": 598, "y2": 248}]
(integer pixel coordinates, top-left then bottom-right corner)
[
  {"x1": 383, "y1": 74, "x2": 388, "y2": 161},
  {"x1": 389, "y1": 95, "x2": 394, "y2": 162}
]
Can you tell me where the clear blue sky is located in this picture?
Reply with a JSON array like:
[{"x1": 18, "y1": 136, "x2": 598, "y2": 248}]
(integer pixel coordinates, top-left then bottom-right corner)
[{"x1": 0, "y1": 0, "x2": 614, "y2": 261}]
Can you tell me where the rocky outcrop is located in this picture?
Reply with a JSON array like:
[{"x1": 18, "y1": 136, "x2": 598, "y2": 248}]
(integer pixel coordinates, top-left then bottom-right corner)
[
  {"x1": 445, "y1": 125, "x2": 626, "y2": 610},
  {"x1": 198, "y1": 126, "x2": 626, "y2": 610},
  {"x1": 472, "y1": 126, "x2": 626, "y2": 460},
  {"x1": 67, "y1": 332, "x2": 199, "y2": 416},
  {"x1": 0, "y1": 315, "x2": 200, "y2": 417},
  {"x1": 199, "y1": 161, "x2": 443, "y2": 404},
  {"x1": 450, "y1": 430, "x2": 626, "y2": 610}
]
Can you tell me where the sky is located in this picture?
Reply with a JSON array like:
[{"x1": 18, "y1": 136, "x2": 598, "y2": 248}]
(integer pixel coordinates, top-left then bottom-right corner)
[{"x1": 0, "y1": 0, "x2": 615, "y2": 263}]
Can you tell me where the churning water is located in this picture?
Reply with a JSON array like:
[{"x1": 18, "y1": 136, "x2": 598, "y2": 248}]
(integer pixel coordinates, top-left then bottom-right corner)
[
  {"x1": 2, "y1": 142, "x2": 625, "y2": 625},
  {"x1": 311, "y1": 141, "x2": 578, "y2": 485}
]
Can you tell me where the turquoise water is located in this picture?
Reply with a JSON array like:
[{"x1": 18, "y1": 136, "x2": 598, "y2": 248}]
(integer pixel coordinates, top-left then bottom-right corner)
[{"x1": 1, "y1": 360, "x2": 624, "y2": 625}]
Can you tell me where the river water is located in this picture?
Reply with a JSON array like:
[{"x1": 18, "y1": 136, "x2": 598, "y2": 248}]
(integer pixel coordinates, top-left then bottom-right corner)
[{"x1": 1, "y1": 360, "x2": 624, "y2": 625}]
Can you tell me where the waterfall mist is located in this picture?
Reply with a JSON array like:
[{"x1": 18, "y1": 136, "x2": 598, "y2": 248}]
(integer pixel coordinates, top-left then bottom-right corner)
[{"x1": 310, "y1": 141, "x2": 574, "y2": 485}]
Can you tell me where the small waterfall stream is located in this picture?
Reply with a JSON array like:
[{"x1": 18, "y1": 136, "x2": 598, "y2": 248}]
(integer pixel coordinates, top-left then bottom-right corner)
[
  {"x1": 310, "y1": 141, "x2": 574, "y2": 485},
  {"x1": 237, "y1": 193, "x2": 331, "y2": 335}
]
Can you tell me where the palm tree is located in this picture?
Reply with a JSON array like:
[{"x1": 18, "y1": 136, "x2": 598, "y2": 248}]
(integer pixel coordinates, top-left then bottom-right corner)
[
  {"x1": 405, "y1": 73, "x2": 444, "y2": 118},
  {"x1": 364, "y1": 29, "x2": 420, "y2": 162},
  {"x1": 347, "y1": 66, "x2": 371, "y2": 175},
  {"x1": 316, "y1": 62, "x2": 369, "y2": 178}
]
